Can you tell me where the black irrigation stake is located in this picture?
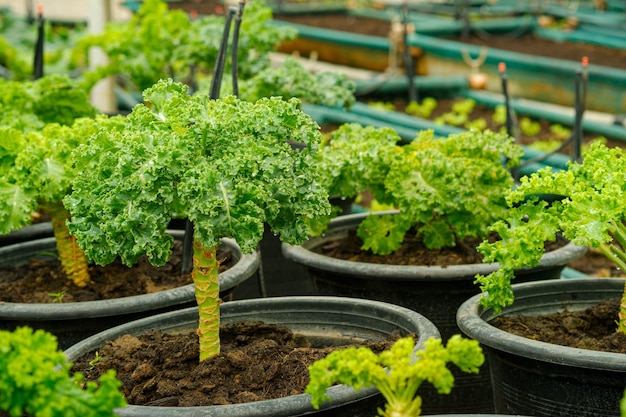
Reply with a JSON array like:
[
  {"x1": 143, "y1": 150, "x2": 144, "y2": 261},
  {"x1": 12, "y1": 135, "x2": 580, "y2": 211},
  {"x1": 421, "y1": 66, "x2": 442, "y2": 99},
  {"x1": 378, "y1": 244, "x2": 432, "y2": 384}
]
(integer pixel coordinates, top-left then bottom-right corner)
[
  {"x1": 402, "y1": 1, "x2": 417, "y2": 103},
  {"x1": 181, "y1": 1, "x2": 246, "y2": 275},
  {"x1": 33, "y1": 4, "x2": 44, "y2": 80},
  {"x1": 572, "y1": 56, "x2": 588, "y2": 163},
  {"x1": 498, "y1": 62, "x2": 514, "y2": 138},
  {"x1": 231, "y1": 1, "x2": 246, "y2": 97}
]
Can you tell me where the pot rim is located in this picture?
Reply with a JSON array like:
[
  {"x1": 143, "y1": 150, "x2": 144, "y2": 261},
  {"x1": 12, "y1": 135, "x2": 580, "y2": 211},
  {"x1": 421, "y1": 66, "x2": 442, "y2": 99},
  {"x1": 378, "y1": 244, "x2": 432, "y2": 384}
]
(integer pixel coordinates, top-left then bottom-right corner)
[
  {"x1": 64, "y1": 295, "x2": 441, "y2": 416},
  {"x1": 456, "y1": 277, "x2": 626, "y2": 371},
  {"x1": 282, "y1": 211, "x2": 588, "y2": 280}
]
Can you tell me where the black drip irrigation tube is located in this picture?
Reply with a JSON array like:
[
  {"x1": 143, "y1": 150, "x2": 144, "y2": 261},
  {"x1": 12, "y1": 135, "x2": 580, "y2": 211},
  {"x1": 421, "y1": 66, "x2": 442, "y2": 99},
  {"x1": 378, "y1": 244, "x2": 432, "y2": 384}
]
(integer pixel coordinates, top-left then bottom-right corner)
[{"x1": 181, "y1": 1, "x2": 247, "y2": 275}]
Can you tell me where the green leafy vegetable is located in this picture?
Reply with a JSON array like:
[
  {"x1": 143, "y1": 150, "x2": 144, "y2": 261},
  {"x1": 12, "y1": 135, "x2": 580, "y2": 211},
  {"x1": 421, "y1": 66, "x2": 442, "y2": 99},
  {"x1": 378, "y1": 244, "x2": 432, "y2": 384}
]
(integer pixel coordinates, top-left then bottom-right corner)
[
  {"x1": 74, "y1": 0, "x2": 295, "y2": 92},
  {"x1": 237, "y1": 56, "x2": 355, "y2": 108},
  {"x1": 0, "y1": 75, "x2": 96, "y2": 130},
  {"x1": 405, "y1": 97, "x2": 437, "y2": 118},
  {"x1": 475, "y1": 142, "x2": 626, "y2": 329},
  {"x1": 0, "y1": 75, "x2": 111, "y2": 286},
  {"x1": 306, "y1": 335, "x2": 484, "y2": 417},
  {"x1": 0, "y1": 114, "x2": 126, "y2": 286},
  {"x1": 315, "y1": 124, "x2": 523, "y2": 254},
  {"x1": 0, "y1": 326, "x2": 126, "y2": 417},
  {"x1": 65, "y1": 79, "x2": 330, "y2": 360}
]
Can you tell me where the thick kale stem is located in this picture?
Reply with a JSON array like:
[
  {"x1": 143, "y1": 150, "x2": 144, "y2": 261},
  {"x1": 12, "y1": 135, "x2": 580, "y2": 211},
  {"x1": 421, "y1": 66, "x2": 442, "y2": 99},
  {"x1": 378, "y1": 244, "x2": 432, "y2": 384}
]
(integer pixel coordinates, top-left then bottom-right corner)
[
  {"x1": 48, "y1": 202, "x2": 90, "y2": 287},
  {"x1": 192, "y1": 240, "x2": 221, "y2": 362},
  {"x1": 597, "y1": 243, "x2": 626, "y2": 273}
]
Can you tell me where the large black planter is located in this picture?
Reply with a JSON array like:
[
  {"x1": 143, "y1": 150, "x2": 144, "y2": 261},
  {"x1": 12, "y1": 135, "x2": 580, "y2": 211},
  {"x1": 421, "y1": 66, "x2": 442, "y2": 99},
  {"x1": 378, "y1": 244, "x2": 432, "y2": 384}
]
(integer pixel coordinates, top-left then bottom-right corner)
[
  {"x1": 281, "y1": 211, "x2": 588, "y2": 414},
  {"x1": 64, "y1": 296, "x2": 441, "y2": 417},
  {"x1": 457, "y1": 278, "x2": 626, "y2": 417},
  {"x1": 0, "y1": 222, "x2": 53, "y2": 247},
  {"x1": 0, "y1": 231, "x2": 260, "y2": 349}
]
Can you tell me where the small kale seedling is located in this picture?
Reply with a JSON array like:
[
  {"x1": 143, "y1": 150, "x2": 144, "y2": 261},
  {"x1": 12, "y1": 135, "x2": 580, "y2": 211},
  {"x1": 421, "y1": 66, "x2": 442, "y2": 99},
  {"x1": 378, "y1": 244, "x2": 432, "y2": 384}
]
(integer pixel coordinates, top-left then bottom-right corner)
[
  {"x1": 0, "y1": 326, "x2": 126, "y2": 417},
  {"x1": 405, "y1": 97, "x2": 437, "y2": 118},
  {"x1": 476, "y1": 142, "x2": 626, "y2": 330},
  {"x1": 306, "y1": 335, "x2": 484, "y2": 417},
  {"x1": 315, "y1": 124, "x2": 523, "y2": 255},
  {"x1": 65, "y1": 79, "x2": 331, "y2": 361}
]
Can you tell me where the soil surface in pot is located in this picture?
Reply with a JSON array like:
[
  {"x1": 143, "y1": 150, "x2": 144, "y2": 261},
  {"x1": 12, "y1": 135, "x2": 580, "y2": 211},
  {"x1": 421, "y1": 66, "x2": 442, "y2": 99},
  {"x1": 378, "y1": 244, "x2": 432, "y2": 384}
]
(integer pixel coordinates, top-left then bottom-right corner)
[
  {"x1": 0, "y1": 241, "x2": 232, "y2": 303},
  {"x1": 71, "y1": 321, "x2": 406, "y2": 406},
  {"x1": 272, "y1": 13, "x2": 626, "y2": 69},
  {"x1": 492, "y1": 297, "x2": 626, "y2": 353},
  {"x1": 315, "y1": 228, "x2": 566, "y2": 268},
  {"x1": 314, "y1": 226, "x2": 625, "y2": 278}
]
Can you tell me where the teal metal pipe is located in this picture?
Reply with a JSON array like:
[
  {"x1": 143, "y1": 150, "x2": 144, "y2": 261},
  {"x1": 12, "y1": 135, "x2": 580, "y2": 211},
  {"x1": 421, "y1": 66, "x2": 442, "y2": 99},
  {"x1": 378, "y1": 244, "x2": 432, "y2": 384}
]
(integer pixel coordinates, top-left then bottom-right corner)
[
  {"x1": 302, "y1": 103, "x2": 555, "y2": 174},
  {"x1": 269, "y1": 20, "x2": 390, "y2": 51},
  {"x1": 536, "y1": 27, "x2": 626, "y2": 50},
  {"x1": 349, "y1": 102, "x2": 465, "y2": 137},
  {"x1": 464, "y1": 90, "x2": 626, "y2": 142},
  {"x1": 354, "y1": 75, "x2": 468, "y2": 96},
  {"x1": 302, "y1": 103, "x2": 425, "y2": 142}
]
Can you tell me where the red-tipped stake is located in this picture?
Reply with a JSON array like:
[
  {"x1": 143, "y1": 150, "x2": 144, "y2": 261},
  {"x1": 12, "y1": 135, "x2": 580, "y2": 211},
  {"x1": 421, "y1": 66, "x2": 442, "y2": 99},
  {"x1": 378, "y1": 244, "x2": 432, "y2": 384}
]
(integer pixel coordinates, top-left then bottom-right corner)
[{"x1": 498, "y1": 62, "x2": 514, "y2": 140}]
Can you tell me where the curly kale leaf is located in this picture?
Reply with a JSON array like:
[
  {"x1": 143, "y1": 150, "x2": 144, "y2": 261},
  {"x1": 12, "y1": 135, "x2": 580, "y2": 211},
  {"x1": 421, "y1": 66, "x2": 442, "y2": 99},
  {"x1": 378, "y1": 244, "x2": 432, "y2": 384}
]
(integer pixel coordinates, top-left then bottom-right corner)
[
  {"x1": 476, "y1": 142, "x2": 626, "y2": 312},
  {"x1": 0, "y1": 116, "x2": 125, "y2": 235},
  {"x1": 66, "y1": 79, "x2": 330, "y2": 267},
  {"x1": 0, "y1": 327, "x2": 126, "y2": 417},
  {"x1": 0, "y1": 75, "x2": 96, "y2": 129},
  {"x1": 75, "y1": 0, "x2": 295, "y2": 92},
  {"x1": 238, "y1": 57, "x2": 356, "y2": 109},
  {"x1": 306, "y1": 335, "x2": 484, "y2": 417},
  {"x1": 352, "y1": 129, "x2": 521, "y2": 253}
]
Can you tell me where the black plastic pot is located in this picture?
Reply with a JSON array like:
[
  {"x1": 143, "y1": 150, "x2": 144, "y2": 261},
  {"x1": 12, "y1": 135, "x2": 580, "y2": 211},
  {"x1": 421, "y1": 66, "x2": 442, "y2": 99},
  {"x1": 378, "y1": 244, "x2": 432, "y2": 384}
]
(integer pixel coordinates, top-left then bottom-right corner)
[
  {"x1": 254, "y1": 196, "x2": 354, "y2": 298},
  {"x1": 281, "y1": 211, "x2": 588, "y2": 414},
  {"x1": 457, "y1": 278, "x2": 626, "y2": 417},
  {"x1": 64, "y1": 296, "x2": 441, "y2": 417},
  {"x1": 0, "y1": 231, "x2": 260, "y2": 349},
  {"x1": 0, "y1": 222, "x2": 53, "y2": 246}
]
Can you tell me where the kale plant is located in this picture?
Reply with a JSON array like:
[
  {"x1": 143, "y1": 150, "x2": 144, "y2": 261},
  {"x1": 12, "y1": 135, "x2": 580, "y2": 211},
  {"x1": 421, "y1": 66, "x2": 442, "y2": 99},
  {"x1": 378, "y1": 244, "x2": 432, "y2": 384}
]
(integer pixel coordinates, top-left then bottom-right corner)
[
  {"x1": 476, "y1": 142, "x2": 626, "y2": 332},
  {"x1": 65, "y1": 79, "x2": 331, "y2": 360},
  {"x1": 306, "y1": 335, "x2": 484, "y2": 417},
  {"x1": 0, "y1": 327, "x2": 126, "y2": 417}
]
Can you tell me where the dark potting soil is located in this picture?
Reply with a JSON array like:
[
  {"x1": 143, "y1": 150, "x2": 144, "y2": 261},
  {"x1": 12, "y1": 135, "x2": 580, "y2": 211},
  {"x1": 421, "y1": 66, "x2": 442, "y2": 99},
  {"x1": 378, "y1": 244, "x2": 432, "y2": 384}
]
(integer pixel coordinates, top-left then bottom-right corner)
[
  {"x1": 0, "y1": 240, "x2": 232, "y2": 303},
  {"x1": 314, "y1": 227, "x2": 566, "y2": 268},
  {"x1": 272, "y1": 13, "x2": 626, "y2": 69},
  {"x1": 492, "y1": 297, "x2": 626, "y2": 353},
  {"x1": 71, "y1": 321, "x2": 407, "y2": 406}
]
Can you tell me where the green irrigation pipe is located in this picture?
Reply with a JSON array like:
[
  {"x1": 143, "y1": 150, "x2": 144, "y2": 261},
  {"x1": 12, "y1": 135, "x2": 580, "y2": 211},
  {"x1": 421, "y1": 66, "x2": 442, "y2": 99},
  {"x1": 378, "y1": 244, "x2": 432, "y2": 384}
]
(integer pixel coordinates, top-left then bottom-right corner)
[
  {"x1": 536, "y1": 27, "x2": 626, "y2": 51},
  {"x1": 268, "y1": 20, "x2": 390, "y2": 51},
  {"x1": 302, "y1": 102, "x2": 554, "y2": 177},
  {"x1": 408, "y1": 32, "x2": 626, "y2": 83},
  {"x1": 354, "y1": 74, "x2": 468, "y2": 96}
]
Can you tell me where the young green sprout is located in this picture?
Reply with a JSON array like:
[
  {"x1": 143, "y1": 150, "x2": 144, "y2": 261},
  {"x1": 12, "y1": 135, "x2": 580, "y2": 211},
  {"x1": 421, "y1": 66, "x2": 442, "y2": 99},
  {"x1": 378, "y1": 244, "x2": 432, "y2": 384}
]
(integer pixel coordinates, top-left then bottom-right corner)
[{"x1": 306, "y1": 335, "x2": 484, "y2": 417}]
